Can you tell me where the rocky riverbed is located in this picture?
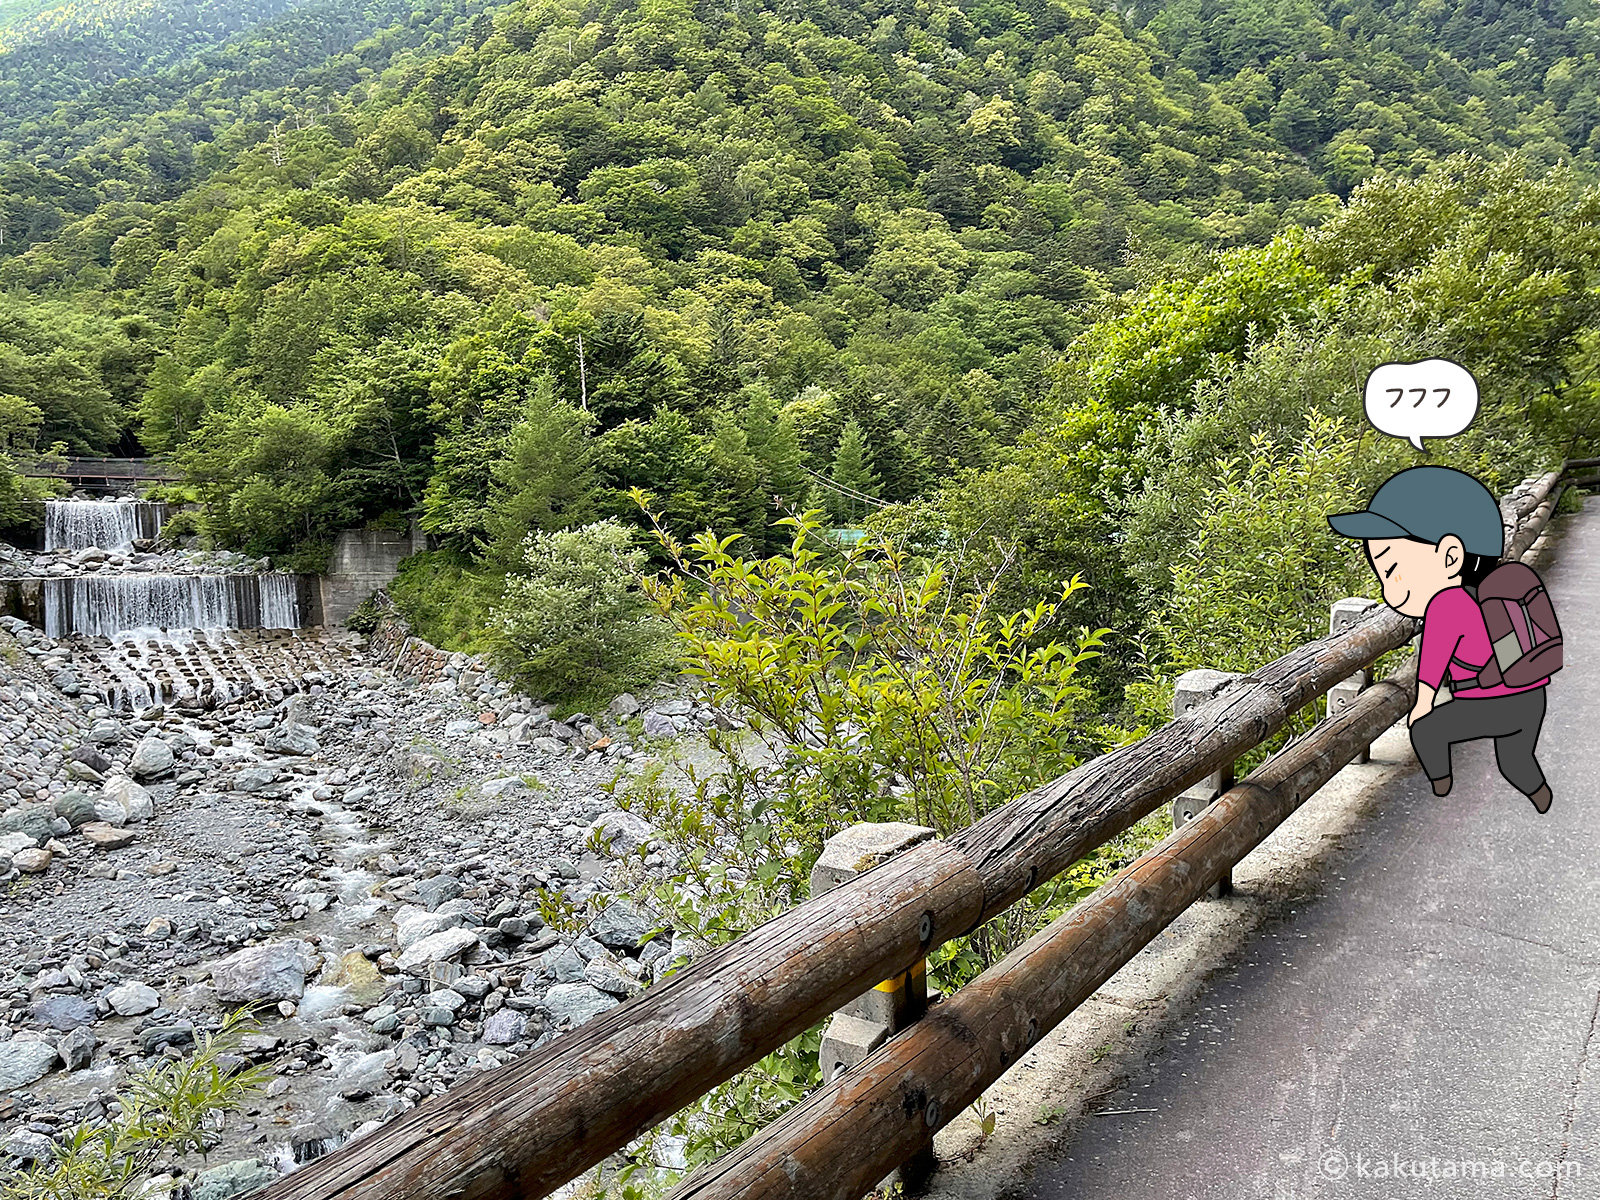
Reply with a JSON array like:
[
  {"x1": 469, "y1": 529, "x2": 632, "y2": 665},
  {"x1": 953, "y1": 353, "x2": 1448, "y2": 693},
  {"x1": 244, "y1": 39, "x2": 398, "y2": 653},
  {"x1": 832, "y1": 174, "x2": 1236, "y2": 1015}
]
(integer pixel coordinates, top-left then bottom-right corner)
[
  {"x1": 0, "y1": 539, "x2": 275, "y2": 580},
  {"x1": 0, "y1": 613, "x2": 723, "y2": 1197}
]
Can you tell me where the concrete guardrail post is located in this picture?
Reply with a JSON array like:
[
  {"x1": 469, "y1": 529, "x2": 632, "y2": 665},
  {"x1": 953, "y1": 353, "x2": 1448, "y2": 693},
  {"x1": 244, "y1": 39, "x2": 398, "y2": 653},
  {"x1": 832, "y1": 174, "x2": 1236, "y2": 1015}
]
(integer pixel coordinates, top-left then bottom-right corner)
[
  {"x1": 1172, "y1": 669, "x2": 1242, "y2": 899},
  {"x1": 1328, "y1": 597, "x2": 1380, "y2": 763},
  {"x1": 811, "y1": 821, "x2": 940, "y2": 1192}
]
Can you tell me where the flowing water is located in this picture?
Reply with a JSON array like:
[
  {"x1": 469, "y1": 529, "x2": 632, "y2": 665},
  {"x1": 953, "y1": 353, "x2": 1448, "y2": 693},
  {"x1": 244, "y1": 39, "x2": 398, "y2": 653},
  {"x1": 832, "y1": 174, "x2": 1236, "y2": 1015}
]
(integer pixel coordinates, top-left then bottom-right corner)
[
  {"x1": 43, "y1": 499, "x2": 165, "y2": 552},
  {"x1": 42, "y1": 573, "x2": 301, "y2": 638}
]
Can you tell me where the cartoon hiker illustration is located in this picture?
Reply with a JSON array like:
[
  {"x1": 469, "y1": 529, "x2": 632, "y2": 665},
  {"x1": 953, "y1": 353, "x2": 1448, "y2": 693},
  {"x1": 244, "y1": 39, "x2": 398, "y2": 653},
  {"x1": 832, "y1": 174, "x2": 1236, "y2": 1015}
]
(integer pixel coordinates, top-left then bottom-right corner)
[{"x1": 1329, "y1": 465, "x2": 1564, "y2": 813}]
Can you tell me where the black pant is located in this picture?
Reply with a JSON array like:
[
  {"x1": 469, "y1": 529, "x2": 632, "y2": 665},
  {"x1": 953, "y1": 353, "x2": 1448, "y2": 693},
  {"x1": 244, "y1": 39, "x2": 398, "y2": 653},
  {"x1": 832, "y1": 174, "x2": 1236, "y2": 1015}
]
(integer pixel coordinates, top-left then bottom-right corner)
[{"x1": 1409, "y1": 687, "x2": 1547, "y2": 796}]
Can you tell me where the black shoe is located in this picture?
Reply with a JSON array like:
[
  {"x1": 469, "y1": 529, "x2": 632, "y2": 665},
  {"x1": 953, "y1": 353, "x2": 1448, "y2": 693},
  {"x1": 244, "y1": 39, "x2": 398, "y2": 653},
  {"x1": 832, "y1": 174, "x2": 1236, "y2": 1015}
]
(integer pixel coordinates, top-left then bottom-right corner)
[
  {"x1": 1431, "y1": 775, "x2": 1453, "y2": 797},
  {"x1": 1529, "y1": 784, "x2": 1553, "y2": 814}
]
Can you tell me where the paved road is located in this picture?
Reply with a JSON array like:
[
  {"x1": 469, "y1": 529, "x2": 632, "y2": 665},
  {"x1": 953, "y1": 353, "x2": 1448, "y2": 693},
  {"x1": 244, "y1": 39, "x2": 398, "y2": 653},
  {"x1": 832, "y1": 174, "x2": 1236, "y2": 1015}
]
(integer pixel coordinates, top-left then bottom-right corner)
[{"x1": 1025, "y1": 506, "x2": 1600, "y2": 1200}]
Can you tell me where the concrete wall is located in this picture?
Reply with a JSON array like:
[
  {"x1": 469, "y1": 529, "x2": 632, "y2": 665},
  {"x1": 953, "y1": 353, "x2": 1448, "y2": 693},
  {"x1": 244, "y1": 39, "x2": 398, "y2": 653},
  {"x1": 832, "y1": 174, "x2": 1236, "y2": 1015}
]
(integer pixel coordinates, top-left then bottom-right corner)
[{"x1": 316, "y1": 521, "x2": 427, "y2": 627}]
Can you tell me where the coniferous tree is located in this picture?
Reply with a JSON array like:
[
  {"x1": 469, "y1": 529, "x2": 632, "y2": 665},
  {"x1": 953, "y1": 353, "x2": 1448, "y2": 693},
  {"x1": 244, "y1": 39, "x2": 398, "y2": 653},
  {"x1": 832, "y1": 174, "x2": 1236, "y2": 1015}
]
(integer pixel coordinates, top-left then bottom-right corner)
[
  {"x1": 828, "y1": 418, "x2": 880, "y2": 526},
  {"x1": 483, "y1": 377, "x2": 599, "y2": 565}
]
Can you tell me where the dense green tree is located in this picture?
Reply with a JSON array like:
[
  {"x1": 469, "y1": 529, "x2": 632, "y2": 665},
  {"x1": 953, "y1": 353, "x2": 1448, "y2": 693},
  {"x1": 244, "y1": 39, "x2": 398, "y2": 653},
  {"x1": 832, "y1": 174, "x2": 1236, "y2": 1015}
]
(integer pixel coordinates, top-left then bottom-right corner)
[
  {"x1": 483, "y1": 377, "x2": 600, "y2": 564},
  {"x1": 827, "y1": 418, "x2": 880, "y2": 526}
]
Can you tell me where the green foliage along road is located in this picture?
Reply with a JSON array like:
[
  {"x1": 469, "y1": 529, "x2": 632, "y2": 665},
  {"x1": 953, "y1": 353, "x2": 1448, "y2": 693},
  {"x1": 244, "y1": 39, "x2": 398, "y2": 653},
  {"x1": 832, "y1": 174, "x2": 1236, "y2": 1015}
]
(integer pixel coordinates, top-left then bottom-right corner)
[{"x1": 1, "y1": 0, "x2": 1597, "y2": 706}]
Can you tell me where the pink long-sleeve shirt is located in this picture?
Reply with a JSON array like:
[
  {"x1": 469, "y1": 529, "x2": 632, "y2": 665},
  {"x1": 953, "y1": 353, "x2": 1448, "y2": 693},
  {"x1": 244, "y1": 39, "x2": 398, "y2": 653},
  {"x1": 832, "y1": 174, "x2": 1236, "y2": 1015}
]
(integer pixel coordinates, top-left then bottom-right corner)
[{"x1": 1418, "y1": 586, "x2": 1548, "y2": 699}]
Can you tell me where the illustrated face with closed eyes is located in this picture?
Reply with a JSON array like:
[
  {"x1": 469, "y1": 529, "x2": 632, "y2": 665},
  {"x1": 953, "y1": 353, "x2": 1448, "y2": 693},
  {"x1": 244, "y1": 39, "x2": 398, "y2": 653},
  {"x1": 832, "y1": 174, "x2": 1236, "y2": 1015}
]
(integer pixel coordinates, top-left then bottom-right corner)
[{"x1": 1363, "y1": 534, "x2": 1466, "y2": 618}]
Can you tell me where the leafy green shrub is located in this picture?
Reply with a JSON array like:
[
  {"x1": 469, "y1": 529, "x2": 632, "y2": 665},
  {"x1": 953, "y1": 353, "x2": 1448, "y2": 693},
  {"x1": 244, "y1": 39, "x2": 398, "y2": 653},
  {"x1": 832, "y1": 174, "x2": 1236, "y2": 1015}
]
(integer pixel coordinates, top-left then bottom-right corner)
[
  {"x1": 387, "y1": 549, "x2": 504, "y2": 655},
  {"x1": 0, "y1": 1010, "x2": 268, "y2": 1200},
  {"x1": 626, "y1": 498, "x2": 1108, "y2": 956},
  {"x1": 274, "y1": 541, "x2": 331, "y2": 575},
  {"x1": 492, "y1": 519, "x2": 673, "y2": 701},
  {"x1": 155, "y1": 509, "x2": 201, "y2": 544},
  {"x1": 344, "y1": 595, "x2": 384, "y2": 634}
]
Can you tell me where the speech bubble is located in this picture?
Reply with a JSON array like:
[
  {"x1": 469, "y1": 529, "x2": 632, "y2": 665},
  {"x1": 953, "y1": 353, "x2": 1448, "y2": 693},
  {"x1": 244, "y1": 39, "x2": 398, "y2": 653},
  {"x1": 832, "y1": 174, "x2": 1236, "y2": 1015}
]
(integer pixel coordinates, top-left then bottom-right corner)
[{"x1": 1363, "y1": 358, "x2": 1479, "y2": 452}]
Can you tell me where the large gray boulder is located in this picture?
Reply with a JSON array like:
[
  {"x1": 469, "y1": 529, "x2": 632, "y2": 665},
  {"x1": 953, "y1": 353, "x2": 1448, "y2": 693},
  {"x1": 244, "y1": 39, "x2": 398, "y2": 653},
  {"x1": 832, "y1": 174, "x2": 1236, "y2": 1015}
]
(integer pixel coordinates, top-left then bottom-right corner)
[
  {"x1": 53, "y1": 791, "x2": 99, "y2": 830},
  {"x1": 409, "y1": 875, "x2": 463, "y2": 912},
  {"x1": 590, "y1": 810, "x2": 655, "y2": 857},
  {"x1": 542, "y1": 982, "x2": 621, "y2": 1028},
  {"x1": 0, "y1": 1040, "x2": 59, "y2": 1089},
  {"x1": 211, "y1": 941, "x2": 311, "y2": 1004},
  {"x1": 393, "y1": 901, "x2": 471, "y2": 950},
  {"x1": 482, "y1": 1010, "x2": 527, "y2": 1045},
  {"x1": 30, "y1": 994, "x2": 96, "y2": 1031},
  {"x1": 100, "y1": 776, "x2": 154, "y2": 824},
  {"x1": 396, "y1": 928, "x2": 481, "y2": 975},
  {"x1": 129, "y1": 737, "x2": 175, "y2": 779},
  {"x1": 233, "y1": 767, "x2": 276, "y2": 793},
  {"x1": 0, "y1": 804, "x2": 54, "y2": 844},
  {"x1": 591, "y1": 898, "x2": 657, "y2": 951},
  {"x1": 2, "y1": 1128, "x2": 54, "y2": 1163},
  {"x1": 107, "y1": 981, "x2": 161, "y2": 1016},
  {"x1": 58, "y1": 1026, "x2": 96, "y2": 1071},
  {"x1": 189, "y1": 1158, "x2": 278, "y2": 1200},
  {"x1": 642, "y1": 712, "x2": 677, "y2": 738},
  {"x1": 263, "y1": 727, "x2": 319, "y2": 757},
  {"x1": 541, "y1": 944, "x2": 587, "y2": 984}
]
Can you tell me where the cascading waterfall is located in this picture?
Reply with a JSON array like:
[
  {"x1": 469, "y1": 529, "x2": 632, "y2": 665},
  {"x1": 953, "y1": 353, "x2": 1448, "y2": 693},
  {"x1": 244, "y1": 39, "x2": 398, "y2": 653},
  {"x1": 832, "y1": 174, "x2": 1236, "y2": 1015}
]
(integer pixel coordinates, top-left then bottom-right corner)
[
  {"x1": 44, "y1": 500, "x2": 165, "y2": 552},
  {"x1": 43, "y1": 574, "x2": 301, "y2": 638}
]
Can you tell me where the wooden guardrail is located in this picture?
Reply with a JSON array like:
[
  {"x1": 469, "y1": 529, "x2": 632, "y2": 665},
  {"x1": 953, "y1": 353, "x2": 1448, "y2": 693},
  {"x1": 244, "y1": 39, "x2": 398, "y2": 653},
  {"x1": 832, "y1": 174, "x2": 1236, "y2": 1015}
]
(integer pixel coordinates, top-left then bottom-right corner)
[{"x1": 260, "y1": 465, "x2": 1574, "y2": 1200}]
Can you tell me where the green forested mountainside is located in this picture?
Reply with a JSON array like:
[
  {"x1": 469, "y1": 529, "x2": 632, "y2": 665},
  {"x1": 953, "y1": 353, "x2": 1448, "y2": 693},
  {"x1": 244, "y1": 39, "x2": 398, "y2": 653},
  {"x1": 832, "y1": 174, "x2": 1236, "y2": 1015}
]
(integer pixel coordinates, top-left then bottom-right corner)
[
  {"x1": 0, "y1": 0, "x2": 60, "y2": 31},
  {"x1": 1136, "y1": 0, "x2": 1600, "y2": 183},
  {"x1": 1, "y1": 0, "x2": 1597, "y2": 712},
  {"x1": 0, "y1": 0, "x2": 305, "y2": 131}
]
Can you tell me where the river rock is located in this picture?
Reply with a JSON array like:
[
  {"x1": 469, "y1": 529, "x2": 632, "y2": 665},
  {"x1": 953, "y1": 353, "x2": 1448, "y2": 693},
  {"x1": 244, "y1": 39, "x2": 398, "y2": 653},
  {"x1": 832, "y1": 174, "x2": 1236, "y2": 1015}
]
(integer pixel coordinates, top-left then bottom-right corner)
[
  {"x1": 264, "y1": 727, "x2": 319, "y2": 757},
  {"x1": 482, "y1": 1009, "x2": 527, "y2": 1045},
  {"x1": 58, "y1": 1026, "x2": 97, "y2": 1070},
  {"x1": 653, "y1": 698, "x2": 694, "y2": 717},
  {"x1": 318, "y1": 950, "x2": 388, "y2": 1007},
  {"x1": 590, "y1": 810, "x2": 655, "y2": 856},
  {"x1": 0, "y1": 1039, "x2": 58, "y2": 1088},
  {"x1": 591, "y1": 898, "x2": 657, "y2": 950},
  {"x1": 82, "y1": 822, "x2": 137, "y2": 850},
  {"x1": 1, "y1": 803, "x2": 55, "y2": 844},
  {"x1": 584, "y1": 958, "x2": 645, "y2": 999},
  {"x1": 608, "y1": 692, "x2": 641, "y2": 718},
  {"x1": 141, "y1": 1022, "x2": 195, "y2": 1054},
  {"x1": 101, "y1": 776, "x2": 154, "y2": 824},
  {"x1": 107, "y1": 981, "x2": 161, "y2": 1016},
  {"x1": 0, "y1": 830, "x2": 35, "y2": 855},
  {"x1": 410, "y1": 875, "x2": 463, "y2": 911},
  {"x1": 31, "y1": 994, "x2": 96, "y2": 1031},
  {"x1": 543, "y1": 982, "x2": 620, "y2": 1028},
  {"x1": 394, "y1": 903, "x2": 469, "y2": 950},
  {"x1": 71, "y1": 744, "x2": 112, "y2": 774},
  {"x1": 233, "y1": 767, "x2": 276, "y2": 793},
  {"x1": 14, "y1": 846, "x2": 50, "y2": 873},
  {"x1": 129, "y1": 737, "x2": 175, "y2": 779},
  {"x1": 189, "y1": 1157, "x2": 277, "y2": 1200},
  {"x1": 53, "y1": 790, "x2": 99, "y2": 829},
  {"x1": 333, "y1": 1049, "x2": 394, "y2": 1101},
  {"x1": 211, "y1": 940, "x2": 311, "y2": 1003},
  {"x1": 85, "y1": 719, "x2": 122, "y2": 744},
  {"x1": 396, "y1": 927, "x2": 481, "y2": 975},
  {"x1": 2, "y1": 1128, "x2": 54, "y2": 1163},
  {"x1": 542, "y1": 944, "x2": 586, "y2": 983},
  {"x1": 642, "y1": 712, "x2": 676, "y2": 738}
]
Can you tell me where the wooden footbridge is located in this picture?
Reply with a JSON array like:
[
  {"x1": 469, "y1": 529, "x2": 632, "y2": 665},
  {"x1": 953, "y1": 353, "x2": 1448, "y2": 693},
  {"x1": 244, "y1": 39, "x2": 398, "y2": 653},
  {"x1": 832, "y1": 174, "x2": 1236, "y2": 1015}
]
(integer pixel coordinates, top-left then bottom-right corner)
[{"x1": 18, "y1": 456, "x2": 180, "y2": 490}]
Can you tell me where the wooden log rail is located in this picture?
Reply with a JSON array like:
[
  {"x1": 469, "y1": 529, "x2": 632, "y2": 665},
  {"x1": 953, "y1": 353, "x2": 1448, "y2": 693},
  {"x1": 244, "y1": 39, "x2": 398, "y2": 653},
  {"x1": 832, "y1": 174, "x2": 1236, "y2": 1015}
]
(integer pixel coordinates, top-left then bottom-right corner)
[{"x1": 260, "y1": 464, "x2": 1574, "y2": 1200}]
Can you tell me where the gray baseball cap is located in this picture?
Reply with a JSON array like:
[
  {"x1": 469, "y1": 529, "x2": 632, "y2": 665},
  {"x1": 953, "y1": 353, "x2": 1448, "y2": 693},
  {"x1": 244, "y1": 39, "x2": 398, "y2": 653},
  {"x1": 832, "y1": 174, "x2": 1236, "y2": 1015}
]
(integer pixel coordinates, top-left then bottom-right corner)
[{"x1": 1328, "y1": 466, "x2": 1504, "y2": 558}]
